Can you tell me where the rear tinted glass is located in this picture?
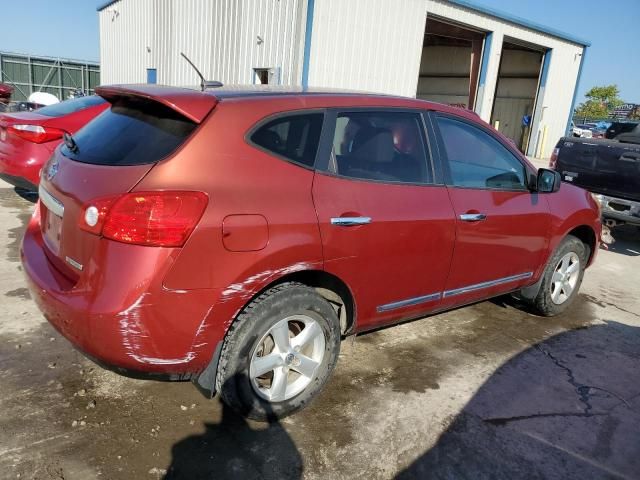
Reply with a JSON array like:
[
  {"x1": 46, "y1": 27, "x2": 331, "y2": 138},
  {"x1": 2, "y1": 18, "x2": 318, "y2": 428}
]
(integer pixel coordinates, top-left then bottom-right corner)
[
  {"x1": 250, "y1": 113, "x2": 323, "y2": 168},
  {"x1": 61, "y1": 98, "x2": 197, "y2": 166},
  {"x1": 37, "y1": 96, "x2": 105, "y2": 117}
]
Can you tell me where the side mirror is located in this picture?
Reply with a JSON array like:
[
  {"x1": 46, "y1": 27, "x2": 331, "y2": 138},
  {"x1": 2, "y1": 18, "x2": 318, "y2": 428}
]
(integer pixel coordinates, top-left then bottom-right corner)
[{"x1": 537, "y1": 168, "x2": 561, "y2": 193}]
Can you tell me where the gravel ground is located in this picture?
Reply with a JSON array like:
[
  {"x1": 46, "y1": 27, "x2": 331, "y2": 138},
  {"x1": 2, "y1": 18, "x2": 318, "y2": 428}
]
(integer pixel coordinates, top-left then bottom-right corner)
[{"x1": 1, "y1": 181, "x2": 639, "y2": 480}]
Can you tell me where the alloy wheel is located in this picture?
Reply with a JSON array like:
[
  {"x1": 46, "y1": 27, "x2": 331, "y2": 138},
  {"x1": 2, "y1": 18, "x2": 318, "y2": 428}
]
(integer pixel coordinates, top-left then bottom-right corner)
[
  {"x1": 249, "y1": 314, "x2": 326, "y2": 402},
  {"x1": 550, "y1": 252, "x2": 580, "y2": 305}
]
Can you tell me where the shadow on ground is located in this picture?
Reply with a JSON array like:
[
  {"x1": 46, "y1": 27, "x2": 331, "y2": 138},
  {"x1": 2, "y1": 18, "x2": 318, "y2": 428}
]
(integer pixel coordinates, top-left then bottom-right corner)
[
  {"x1": 397, "y1": 320, "x2": 640, "y2": 479},
  {"x1": 13, "y1": 187, "x2": 37, "y2": 203},
  {"x1": 164, "y1": 375, "x2": 302, "y2": 480}
]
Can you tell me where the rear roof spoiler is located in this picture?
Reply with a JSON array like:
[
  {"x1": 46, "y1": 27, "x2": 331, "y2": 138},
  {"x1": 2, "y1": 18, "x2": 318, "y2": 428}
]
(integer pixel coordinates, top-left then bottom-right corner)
[{"x1": 95, "y1": 84, "x2": 218, "y2": 123}]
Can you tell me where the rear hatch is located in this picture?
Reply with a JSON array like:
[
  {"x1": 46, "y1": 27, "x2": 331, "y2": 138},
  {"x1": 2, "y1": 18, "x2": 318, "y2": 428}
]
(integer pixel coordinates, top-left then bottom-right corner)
[
  {"x1": 37, "y1": 85, "x2": 217, "y2": 280},
  {"x1": 555, "y1": 137, "x2": 640, "y2": 202}
]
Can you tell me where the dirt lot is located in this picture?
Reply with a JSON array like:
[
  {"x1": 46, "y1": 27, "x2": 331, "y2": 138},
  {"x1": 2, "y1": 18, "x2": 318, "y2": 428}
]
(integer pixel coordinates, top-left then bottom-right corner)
[{"x1": 1, "y1": 180, "x2": 639, "y2": 480}]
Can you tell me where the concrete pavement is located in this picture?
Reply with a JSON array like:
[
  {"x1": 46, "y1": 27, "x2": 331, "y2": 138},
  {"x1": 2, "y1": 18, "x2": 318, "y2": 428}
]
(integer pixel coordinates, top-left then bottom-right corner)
[{"x1": 1, "y1": 185, "x2": 639, "y2": 480}]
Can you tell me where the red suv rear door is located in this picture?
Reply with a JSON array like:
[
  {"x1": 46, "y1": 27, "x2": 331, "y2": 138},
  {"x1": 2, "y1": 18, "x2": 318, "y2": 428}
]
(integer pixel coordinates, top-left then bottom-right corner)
[
  {"x1": 312, "y1": 109, "x2": 456, "y2": 331},
  {"x1": 430, "y1": 113, "x2": 550, "y2": 307}
]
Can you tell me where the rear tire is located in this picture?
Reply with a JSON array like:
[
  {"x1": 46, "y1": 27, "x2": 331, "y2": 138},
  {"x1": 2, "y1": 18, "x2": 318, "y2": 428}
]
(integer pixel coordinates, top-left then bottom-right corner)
[
  {"x1": 216, "y1": 282, "x2": 341, "y2": 421},
  {"x1": 530, "y1": 235, "x2": 588, "y2": 316}
]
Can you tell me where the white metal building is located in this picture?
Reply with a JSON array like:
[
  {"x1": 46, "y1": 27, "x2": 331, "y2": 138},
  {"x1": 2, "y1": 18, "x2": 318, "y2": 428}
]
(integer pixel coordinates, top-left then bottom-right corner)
[{"x1": 97, "y1": 0, "x2": 589, "y2": 159}]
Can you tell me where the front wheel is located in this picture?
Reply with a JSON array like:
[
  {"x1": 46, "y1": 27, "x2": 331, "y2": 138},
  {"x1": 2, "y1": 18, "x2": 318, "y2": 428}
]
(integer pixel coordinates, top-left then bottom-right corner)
[
  {"x1": 216, "y1": 282, "x2": 341, "y2": 420},
  {"x1": 529, "y1": 235, "x2": 588, "y2": 316}
]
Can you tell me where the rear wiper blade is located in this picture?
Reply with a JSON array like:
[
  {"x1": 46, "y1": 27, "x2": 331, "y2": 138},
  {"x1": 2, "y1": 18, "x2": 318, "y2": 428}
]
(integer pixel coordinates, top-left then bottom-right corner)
[{"x1": 63, "y1": 132, "x2": 79, "y2": 153}]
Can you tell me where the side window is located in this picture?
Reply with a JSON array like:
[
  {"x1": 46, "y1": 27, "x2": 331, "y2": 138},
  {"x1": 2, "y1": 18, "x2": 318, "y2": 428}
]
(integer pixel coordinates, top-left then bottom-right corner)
[
  {"x1": 331, "y1": 111, "x2": 432, "y2": 184},
  {"x1": 436, "y1": 115, "x2": 526, "y2": 190},
  {"x1": 250, "y1": 113, "x2": 323, "y2": 168}
]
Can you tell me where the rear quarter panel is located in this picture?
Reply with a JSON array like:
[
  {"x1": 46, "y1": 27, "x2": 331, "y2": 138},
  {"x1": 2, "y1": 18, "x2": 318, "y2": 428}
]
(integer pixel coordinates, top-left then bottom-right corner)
[{"x1": 137, "y1": 98, "x2": 325, "y2": 299}]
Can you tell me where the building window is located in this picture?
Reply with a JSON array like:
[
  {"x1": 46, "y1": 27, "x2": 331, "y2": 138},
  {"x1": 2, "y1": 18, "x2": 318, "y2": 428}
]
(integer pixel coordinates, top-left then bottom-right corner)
[{"x1": 253, "y1": 68, "x2": 280, "y2": 85}]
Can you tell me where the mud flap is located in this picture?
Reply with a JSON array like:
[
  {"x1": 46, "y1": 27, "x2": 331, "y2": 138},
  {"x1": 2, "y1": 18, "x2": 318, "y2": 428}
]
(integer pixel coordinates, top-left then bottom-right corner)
[
  {"x1": 191, "y1": 342, "x2": 222, "y2": 399},
  {"x1": 516, "y1": 275, "x2": 544, "y2": 301}
]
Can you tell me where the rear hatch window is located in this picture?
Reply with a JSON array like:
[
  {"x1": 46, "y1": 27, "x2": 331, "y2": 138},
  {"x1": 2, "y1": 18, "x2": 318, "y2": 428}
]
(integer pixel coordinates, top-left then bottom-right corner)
[
  {"x1": 61, "y1": 98, "x2": 197, "y2": 166},
  {"x1": 36, "y1": 95, "x2": 106, "y2": 117}
]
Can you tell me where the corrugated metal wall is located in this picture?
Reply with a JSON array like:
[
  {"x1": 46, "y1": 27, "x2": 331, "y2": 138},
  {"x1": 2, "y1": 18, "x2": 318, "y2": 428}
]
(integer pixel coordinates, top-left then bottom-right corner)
[
  {"x1": 308, "y1": 0, "x2": 427, "y2": 97},
  {"x1": 99, "y1": 0, "x2": 155, "y2": 84},
  {"x1": 98, "y1": 0, "x2": 585, "y2": 158},
  {"x1": 99, "y1": 0, "x2": 305, "y2": 87}
]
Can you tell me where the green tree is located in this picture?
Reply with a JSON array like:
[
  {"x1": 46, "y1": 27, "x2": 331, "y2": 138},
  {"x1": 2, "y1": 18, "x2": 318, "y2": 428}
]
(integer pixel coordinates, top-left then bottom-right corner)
[{"x1": 575, "y1": 84, "x2": 624, "y2": 119}]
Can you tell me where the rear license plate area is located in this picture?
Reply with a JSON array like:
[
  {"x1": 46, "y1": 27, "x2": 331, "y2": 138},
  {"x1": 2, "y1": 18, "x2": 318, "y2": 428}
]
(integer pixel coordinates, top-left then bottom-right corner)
[{"x1": 43, "y1": 207, "x2": 63, "y2": 254}]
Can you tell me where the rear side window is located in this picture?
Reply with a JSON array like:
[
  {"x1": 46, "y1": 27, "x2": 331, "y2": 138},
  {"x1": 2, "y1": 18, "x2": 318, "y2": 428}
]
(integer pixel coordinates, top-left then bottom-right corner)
[
  {"x1": 61, "y1": 98, "x2": 197, "y2": 166},
  {"x1": 436, "y1": 115, "x2": 526, "y2": 190},
  {"x1": 249, "y1": 113, "x2": 324, "y2": 168},
  {"x1": 331, "y1": 111, "x2": 432, "y2": 184},
  {"x1": 36, "y1": 96, "x2": 105, "y2": 117}
]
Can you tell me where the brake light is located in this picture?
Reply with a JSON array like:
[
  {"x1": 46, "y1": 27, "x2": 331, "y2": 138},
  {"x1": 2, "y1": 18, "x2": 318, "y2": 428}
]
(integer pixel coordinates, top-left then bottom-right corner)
[
  {"x1": 8, "y1": 124, "x2": 65, "y2": 143},
  {"x1": 79, "y1": 191, "x2": 208, "y2": 247},
  {"x1": 549, "y1": 147, "x2": 559, "y2": 169}
]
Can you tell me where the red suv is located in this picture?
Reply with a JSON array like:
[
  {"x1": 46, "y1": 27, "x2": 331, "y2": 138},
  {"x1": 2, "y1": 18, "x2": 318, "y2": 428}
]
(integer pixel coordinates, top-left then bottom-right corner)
[
  {"x1": 0, "y1": 95, "x2": 107, "y2": 191},
  {"x1": 21, "y1": 85, "x2": 601, "y2": 419}
]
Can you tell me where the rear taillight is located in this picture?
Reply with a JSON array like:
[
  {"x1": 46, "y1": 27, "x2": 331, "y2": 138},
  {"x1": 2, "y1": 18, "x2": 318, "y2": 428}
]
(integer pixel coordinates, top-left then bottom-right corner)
[
  {"x1": 8, "y1": 124, "x2": 65, "y2": 143},
  {"x1": 79, "y1": 191, "x2": 208, "y2": 247},
  {"x1": 549, "y1": 147, "x2": 559, "y2": 169}
]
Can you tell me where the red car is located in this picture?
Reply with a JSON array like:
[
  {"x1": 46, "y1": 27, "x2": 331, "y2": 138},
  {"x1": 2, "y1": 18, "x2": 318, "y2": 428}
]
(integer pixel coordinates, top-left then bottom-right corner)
[
  {"x1": 0, "y1": 95, "x2": 107, "y2": 191},
  {"x1": 21, "y1": 85, "x2": 601, "y2": 419}
]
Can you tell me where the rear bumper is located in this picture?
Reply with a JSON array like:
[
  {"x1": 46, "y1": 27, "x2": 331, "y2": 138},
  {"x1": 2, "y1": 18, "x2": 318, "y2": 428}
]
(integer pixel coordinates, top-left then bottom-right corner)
[
  {"x1": 593, "y1": 193, "x2": 640, "y2": 226},
  {"x1": 0, "y1": 172, "x2": 37, "y2": 191},
  {"x1": 0, "y1": 141, "x2": 50, "y2": 186},
  {"x1": 20, "y1": 212, "x2": 231, "y2": 376}
]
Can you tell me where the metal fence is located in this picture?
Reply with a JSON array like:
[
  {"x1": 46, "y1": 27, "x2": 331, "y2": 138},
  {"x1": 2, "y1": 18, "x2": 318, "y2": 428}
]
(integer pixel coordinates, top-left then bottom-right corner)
[{"x1": 0, "y1": 51, "x2": 100, "y2": 102}]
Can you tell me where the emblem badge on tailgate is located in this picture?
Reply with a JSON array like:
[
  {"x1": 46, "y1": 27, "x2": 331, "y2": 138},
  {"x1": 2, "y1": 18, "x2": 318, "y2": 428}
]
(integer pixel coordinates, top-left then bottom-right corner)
[{"x1": 46, "y1": 158, "x2": 59, "y2": 180}]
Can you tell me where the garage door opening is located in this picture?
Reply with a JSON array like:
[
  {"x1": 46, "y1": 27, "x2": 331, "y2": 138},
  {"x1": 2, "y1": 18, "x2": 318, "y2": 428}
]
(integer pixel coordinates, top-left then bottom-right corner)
[
  {"x1": 417, "y1": 18, "x2": 485, "y2": 110},
  {"x1": 490, "y1": 41, "x2": 544, "y2": 153}
]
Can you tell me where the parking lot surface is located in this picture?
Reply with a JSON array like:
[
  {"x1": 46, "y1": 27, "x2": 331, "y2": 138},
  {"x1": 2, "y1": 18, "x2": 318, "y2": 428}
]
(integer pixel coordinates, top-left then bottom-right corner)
[{"x1": 1, "y1": 180, "x2": 639, "y2": 480}]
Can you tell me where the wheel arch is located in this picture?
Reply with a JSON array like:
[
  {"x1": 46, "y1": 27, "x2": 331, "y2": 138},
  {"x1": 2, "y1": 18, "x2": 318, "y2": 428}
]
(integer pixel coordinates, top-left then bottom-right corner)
[
  {"x1": 520, "y1": 224, "x2": 596, "y2": 302},
  {"x1": 269, "y1": 269, "x2": 356, "y2": 336},
  {"x1": 566, "y1": 224, "x2": 597, "y2": 266}
]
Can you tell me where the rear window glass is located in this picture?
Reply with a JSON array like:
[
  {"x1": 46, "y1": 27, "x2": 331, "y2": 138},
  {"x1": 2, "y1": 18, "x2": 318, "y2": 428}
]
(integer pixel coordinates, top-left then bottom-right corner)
[
  {"x1": 37, "y1": 96, "x2": 105, "y2": 117},
  {"x1": 249, "y1": 113, "x2": 324, "y2": 168},
  {"x1": 61, "y1": 98, "x2": 197, "y2": 166}
]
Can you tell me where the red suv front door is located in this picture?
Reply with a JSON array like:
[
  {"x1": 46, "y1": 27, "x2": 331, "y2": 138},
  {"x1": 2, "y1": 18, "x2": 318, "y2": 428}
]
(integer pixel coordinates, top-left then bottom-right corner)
[
  {"x1": 312, "y1": 110, "x2": 456, "y2": 330},
  {"x1": 431, "y1": 113, "x2": 550, "y2": 307}
]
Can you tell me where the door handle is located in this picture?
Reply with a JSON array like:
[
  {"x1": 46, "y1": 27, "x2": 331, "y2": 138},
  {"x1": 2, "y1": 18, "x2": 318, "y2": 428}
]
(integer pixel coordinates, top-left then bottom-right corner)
[
  {"x1": 330, "y1": 216, "x2": 372, "y2": 226},
  {"x1": 459, "y1": 213, "x2": 487, "y2": 222}
]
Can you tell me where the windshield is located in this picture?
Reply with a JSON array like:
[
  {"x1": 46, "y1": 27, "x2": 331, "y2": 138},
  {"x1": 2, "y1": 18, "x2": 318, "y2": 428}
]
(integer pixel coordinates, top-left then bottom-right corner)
[{"x1": 37, "y1": 96, "x2": 105, "y2": 117}]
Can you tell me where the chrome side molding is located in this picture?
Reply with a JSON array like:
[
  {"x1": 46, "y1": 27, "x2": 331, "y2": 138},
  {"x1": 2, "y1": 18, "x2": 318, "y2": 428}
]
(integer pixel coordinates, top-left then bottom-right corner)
[
  {"x1": 377, "y1": 293, "x2": 441, "y2": 313},
  {"x1": 443, "y1": 272, "x2": 533, "y2": 298},
  {"x1": 376, "y1": 272, "x2": 533, "y2": 313},
  {"x1": 38, "y1": 185, "x2": 64, "y2": 217},
  {"x1": 330, "y1": 217, "x2": 372, "y2": 226}
]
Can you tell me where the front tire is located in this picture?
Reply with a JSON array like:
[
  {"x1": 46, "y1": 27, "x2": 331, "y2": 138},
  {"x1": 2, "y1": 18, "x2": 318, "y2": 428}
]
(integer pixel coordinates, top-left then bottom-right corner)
[
  {"x1": 216, "y1": 282, "x2": 341, "y2": 420},
  {"x1": 530, "y1": 235, "x2": 588, "y2": 316}
]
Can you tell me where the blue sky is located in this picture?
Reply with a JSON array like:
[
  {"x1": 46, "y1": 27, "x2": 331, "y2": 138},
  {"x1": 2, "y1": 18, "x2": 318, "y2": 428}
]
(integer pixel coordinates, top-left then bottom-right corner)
[{"x1": 0, "y1": 0, "x2": 637, "y2": 103}]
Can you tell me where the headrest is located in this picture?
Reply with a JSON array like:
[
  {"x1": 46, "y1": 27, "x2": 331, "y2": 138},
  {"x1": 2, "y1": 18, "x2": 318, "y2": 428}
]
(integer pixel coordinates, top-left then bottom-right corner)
[{"x1": 351, "y1": 127, "x2": 395, "y2": 163}]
